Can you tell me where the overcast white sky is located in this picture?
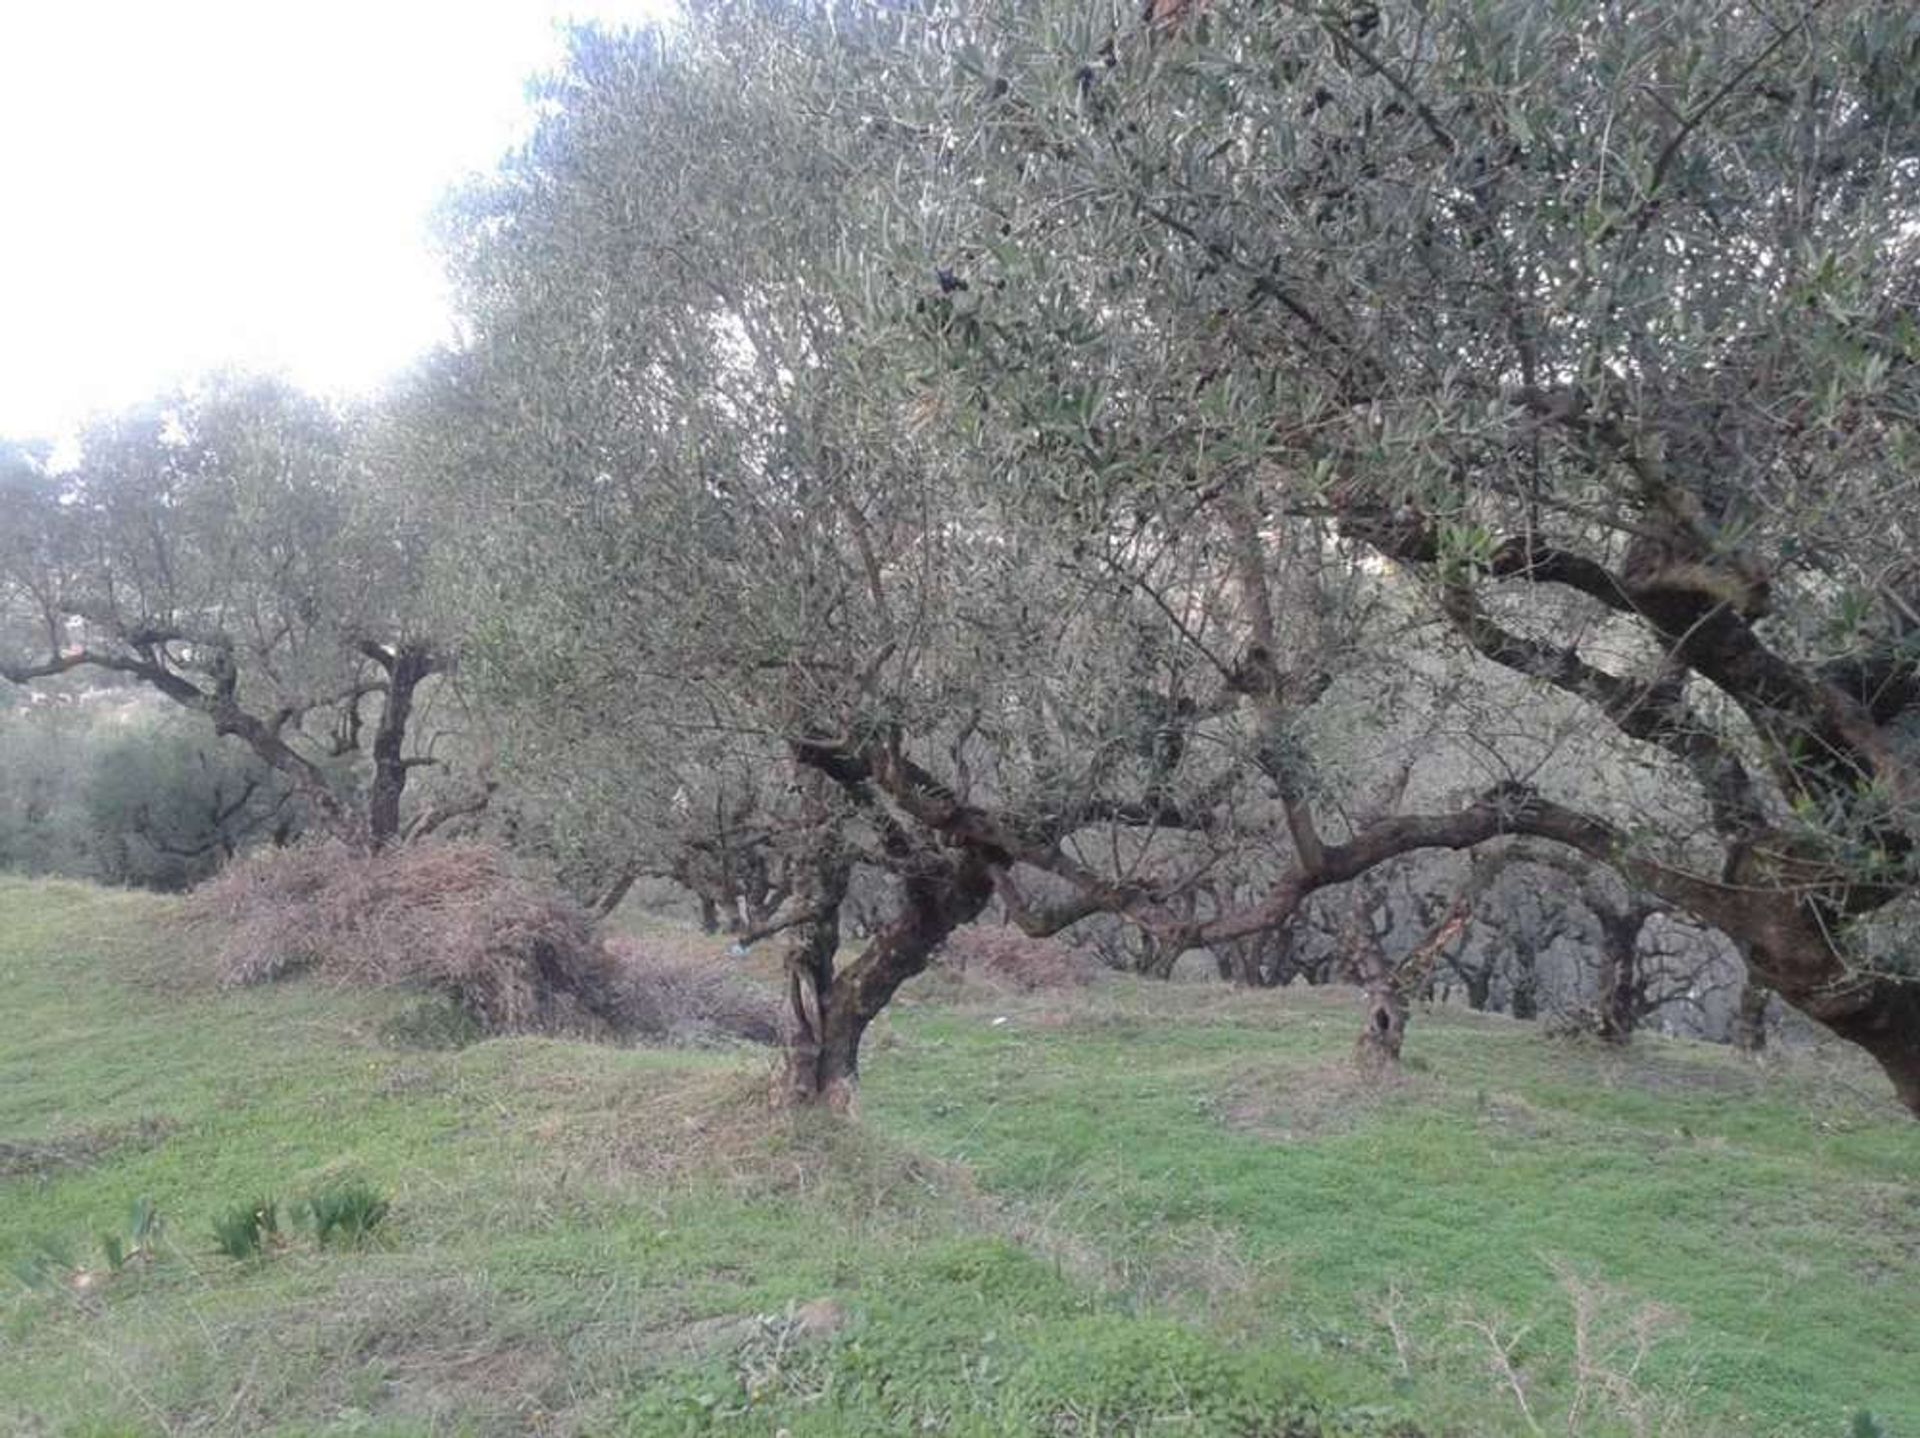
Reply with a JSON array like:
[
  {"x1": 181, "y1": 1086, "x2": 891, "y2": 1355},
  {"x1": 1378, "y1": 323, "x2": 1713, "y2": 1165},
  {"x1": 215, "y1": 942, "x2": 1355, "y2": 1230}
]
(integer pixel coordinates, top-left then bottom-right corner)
[{"x1": 0, "y1": 0, "x2": 674, "y2": 438}]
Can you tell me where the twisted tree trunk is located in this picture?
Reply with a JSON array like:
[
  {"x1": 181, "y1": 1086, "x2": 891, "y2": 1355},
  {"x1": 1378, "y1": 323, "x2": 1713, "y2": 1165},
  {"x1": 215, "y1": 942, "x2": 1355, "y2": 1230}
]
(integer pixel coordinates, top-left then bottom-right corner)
[{"x1": 781, "y1": 847, "x2": 994, "y2": 1111}]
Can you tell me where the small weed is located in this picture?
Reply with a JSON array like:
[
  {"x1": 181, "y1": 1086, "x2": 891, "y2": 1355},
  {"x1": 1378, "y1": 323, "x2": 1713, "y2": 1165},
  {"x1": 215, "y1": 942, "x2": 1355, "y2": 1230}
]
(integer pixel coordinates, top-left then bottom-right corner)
[
  {"x1": 304, "y1": 1180, "x2": 391, "y2": 1247},
  {"x1": 210, "y1": 1198, "x2": 280, "y2": 1260},
  {"x1": 1447, "y1": 1257, "x2": 1695, "y2": 1437},
  {"x1": 11, "y1": 1199, "x2": 162, "y2": 1294}
]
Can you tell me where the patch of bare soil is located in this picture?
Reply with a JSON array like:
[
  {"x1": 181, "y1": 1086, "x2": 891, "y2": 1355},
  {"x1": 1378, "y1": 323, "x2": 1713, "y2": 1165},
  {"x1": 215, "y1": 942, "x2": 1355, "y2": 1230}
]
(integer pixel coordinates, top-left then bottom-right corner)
[{"x1": 0, "y1": 1116, "x2": 174, "y2": 1182}]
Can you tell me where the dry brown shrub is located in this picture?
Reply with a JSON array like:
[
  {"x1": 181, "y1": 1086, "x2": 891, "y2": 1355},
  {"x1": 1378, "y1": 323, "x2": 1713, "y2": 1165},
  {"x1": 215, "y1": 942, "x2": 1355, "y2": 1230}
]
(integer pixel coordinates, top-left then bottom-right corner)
[
  {"x1": 183, "y1": 840, "x2": 776, "y2": 1044},
  {"x1": 601, "y1": 934, "x2": 780, "y2": 1046},
  {"x1": 938, "y1": 924, "x2": 1095, "y2": 992}
]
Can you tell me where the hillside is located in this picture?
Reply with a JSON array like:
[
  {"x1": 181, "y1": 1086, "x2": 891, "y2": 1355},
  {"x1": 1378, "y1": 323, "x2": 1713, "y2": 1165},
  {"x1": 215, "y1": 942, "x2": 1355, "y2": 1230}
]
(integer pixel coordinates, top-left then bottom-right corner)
[{"x1": 1, "y1": 878, "x2": 1914, "y2": 1436}]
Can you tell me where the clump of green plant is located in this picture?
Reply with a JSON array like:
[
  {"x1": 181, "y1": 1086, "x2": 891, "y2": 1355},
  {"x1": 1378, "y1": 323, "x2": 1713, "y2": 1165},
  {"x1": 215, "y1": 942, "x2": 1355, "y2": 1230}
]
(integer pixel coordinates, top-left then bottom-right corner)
[
  {"x1": 10, "y1": 1199, "x2": 163, "y2": 1292},
  {"x1": 305, "y1": 1180, "x2": 391, "y2": 1246},
  {"x1": 379, "y1": 994, "x2": 484, "y2": 1051},
  {"x1": 8, "y1": 1235, "x2": 78, "y2": 1291},
  {"x1": 210, "y1": 1197, "x2": 280, "y2": 1260},
  {"x1": 98, "y1": 1196, "x2": 161, "y2": 1275}
]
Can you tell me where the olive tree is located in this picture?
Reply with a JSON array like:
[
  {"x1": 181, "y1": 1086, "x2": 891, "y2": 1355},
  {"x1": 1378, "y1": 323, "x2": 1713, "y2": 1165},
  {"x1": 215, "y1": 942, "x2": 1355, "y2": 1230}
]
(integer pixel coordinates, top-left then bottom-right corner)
[
  {"x1": 821, "y1": 0, "x2": 1920, "y2": 1110},
  {"x1": 0, "y1": 377, "x2": 465, "y2": 847},
  {"x1": 83, "y1": 711, "x2": 300, "y2": 890},
  {"x1": 419, "y1": 13, "x2": 1315, "y2": 1105},
  {"x1": 425, "y1": 0, "x2": 1920, "y2": 1113}
]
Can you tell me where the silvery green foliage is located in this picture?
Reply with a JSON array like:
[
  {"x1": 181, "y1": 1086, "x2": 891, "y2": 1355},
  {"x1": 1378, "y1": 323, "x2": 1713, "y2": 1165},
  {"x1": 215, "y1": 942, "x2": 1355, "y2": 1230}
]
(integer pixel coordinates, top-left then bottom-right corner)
[
  {"x1": 419, "y1": 2, "x2": 1920, "y2": 1097},
  {"x1": 0, "y1": 695, "x2": 296, "y2": 890},
  {"x1": 419, "y1": 12, "x2": 1254, "y2": 874},
  {"x1": 833, "y1": 2, "x2": 1920, "y2": 925}
]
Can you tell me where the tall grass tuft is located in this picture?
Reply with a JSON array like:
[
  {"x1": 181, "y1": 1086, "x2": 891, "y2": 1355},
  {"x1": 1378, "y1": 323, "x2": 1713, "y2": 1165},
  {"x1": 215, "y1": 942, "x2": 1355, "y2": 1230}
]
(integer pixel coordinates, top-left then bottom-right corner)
[
  {"x1": 210, "y1": 1198, "x2": 280, "y2": 1260},
  {"x1": 305, "y1": 1180, "x2": 391, "y2": 1247}
]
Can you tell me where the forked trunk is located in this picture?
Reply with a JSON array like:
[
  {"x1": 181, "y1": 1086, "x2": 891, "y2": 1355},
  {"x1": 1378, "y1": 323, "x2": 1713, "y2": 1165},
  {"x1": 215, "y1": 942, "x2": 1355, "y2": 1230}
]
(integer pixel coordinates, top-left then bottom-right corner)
[
  {"x1": 1345, "y1": 889, "x2": 1402, "y2": 1076},
  {"x1": 1346, "y1": 892, "x2": 1470, "y2": 1077},
  {"x1": 780, "y1": 849, "x2": 994, "y2": 1111}
]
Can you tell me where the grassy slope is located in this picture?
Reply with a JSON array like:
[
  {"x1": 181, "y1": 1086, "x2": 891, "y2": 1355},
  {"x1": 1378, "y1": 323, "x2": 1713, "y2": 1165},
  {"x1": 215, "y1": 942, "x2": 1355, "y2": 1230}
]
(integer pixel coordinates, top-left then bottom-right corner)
[{"x1": 0, "y1": 879, "x2": 1913, "y2": 1437}]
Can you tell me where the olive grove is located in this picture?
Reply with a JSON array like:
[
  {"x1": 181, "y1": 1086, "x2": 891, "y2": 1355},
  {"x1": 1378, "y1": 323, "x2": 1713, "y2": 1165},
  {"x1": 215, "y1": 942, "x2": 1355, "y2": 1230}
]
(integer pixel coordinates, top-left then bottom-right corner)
[
  {"x1": 6, "y1": 1, "x2": 1913, "y2": 1115},
  {"x1": 402, "y1": 0, "x2": 1920, "y2": 1111},
  {"x1": 845, "y1": 0, "x2": 1920, "y2": 1105}
]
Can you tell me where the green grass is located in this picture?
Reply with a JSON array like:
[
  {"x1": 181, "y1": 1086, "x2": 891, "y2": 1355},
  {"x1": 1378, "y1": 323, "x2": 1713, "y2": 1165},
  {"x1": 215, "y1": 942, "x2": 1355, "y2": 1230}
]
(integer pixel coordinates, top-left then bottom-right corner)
[{"x1": 1, "y1": 877, "x2": 1914, "y2": 1436}]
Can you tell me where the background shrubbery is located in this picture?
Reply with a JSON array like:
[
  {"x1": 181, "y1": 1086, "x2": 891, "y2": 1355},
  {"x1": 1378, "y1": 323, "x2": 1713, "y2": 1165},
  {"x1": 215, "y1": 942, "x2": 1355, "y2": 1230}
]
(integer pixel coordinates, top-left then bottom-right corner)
[{"x1": 0, "y1": 695, "x2": 298, "y2": 891}]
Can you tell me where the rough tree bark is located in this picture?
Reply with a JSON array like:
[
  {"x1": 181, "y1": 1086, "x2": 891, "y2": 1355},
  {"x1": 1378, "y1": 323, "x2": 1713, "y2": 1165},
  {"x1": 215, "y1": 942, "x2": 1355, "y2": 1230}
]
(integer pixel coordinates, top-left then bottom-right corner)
[
  {"x1": 1345, "y1": 890, "x2": 1406, "y2": 1073},
  {"x1": 1732, "y1": 982, "x2": 1772, "y2": 1054},
  {"x1": 360, "y1": 641, "x2": 443, "y2": 847},
  {"x1": 772, "y1": 736, "x2": 1015, "y2": 1110},
  {"x1": 1346, "y1": 887, "x2": 1473, "y2": 1076},
  {"x1": 774, "y1": 823, "x2": 994, "y2": 1112},
  {"x1": 776, "y1": 827, "x2": 854, "y2": 1109}
]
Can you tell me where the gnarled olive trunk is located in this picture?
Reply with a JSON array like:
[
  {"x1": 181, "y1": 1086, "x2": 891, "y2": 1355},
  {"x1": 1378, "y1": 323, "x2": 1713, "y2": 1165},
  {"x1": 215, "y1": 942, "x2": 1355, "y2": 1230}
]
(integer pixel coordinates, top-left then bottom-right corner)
[
  {"x1": 780, "y1": 847, "x2": 994, "y2": 1111},
  {"x1": 1732, "y1": 981, "x2": 1770, "y2": 1053},
  {"x1": 1592, "y1": 905, "x2": 1654, "y2": 1043},
  {"x1": 1356, "y1": 976, "x2": 1408, "y2": 1070},
  {"x1": 1766, "y1": 948, "x2": 1920, "y2": 1116}
]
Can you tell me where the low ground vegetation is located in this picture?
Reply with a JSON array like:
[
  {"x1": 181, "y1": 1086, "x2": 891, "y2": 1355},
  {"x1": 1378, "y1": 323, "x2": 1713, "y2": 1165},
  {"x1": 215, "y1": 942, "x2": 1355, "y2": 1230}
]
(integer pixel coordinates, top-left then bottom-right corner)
[{"x1": 2, "y1": 880, "x2": 1913, "y2": 1436}]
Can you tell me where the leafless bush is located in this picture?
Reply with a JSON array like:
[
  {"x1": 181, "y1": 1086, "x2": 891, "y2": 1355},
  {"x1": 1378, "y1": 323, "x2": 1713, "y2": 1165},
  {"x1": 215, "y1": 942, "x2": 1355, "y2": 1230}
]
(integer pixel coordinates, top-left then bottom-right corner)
[
  {"x1": 183, "y1": 840, "x2": 776, "y2": 1044},
  {"x1": 1446, "y1": 1259, "x2": 1695, "y2": 1438},
  {"x1": 939, "y1": 924, "x2": 1095, "y2": 992},
  {"x1": 1551, "y1": 1259, "x2": 1690, "y2": 1438}
]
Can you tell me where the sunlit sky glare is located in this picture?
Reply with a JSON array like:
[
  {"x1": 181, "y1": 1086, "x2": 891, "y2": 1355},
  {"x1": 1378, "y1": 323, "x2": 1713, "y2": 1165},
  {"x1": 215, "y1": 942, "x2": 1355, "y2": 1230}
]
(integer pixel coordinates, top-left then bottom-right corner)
[{"x1": 0, "y1": 0, "x2": 675, "y2": 439}]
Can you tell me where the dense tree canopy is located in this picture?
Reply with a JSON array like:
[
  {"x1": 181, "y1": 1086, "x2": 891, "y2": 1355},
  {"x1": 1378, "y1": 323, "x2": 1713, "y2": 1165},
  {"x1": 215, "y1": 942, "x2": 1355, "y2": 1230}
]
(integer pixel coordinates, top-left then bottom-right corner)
[{"x1": 397, "y1": 0, "x2": 1920, "y2": 1109}]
